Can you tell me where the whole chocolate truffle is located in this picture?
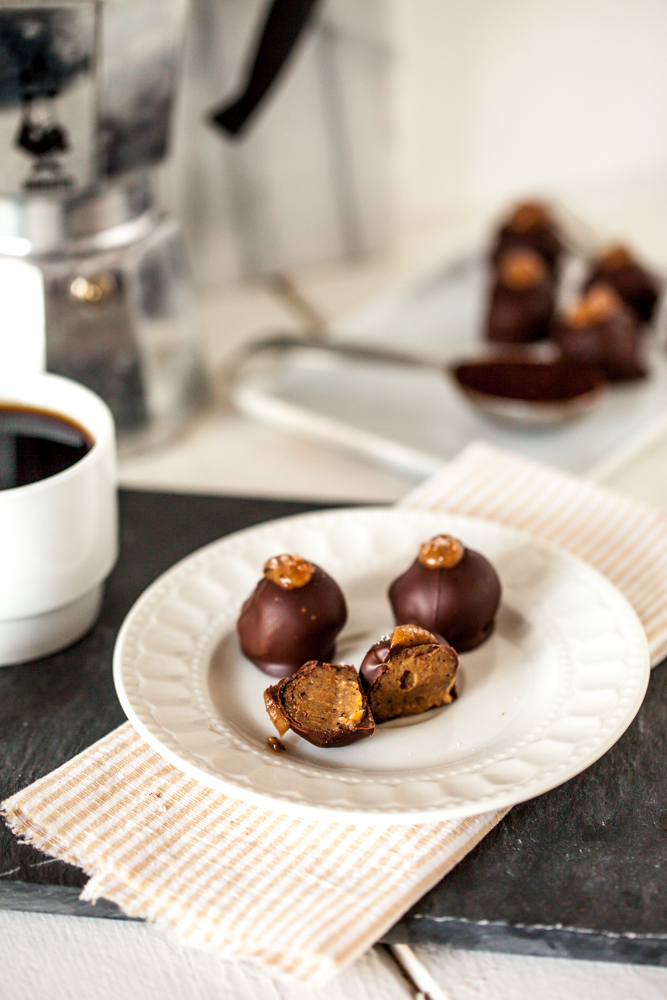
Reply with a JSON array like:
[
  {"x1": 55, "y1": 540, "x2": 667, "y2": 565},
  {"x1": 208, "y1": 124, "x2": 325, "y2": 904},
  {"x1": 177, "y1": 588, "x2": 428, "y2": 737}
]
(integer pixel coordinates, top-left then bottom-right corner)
[
  {"x1": 264, "y1": 660, "x2": 374, "y2": 747},
  {"x1": 583, "y1": 245, "x2": 660, "y2": 324},
  {"x1": 237, "y1": 554, "x2": 347, "y2": 677},
  {"x1": 388, "y1": 535, "x2": 501, "y2": 653},
  {"x1": 491, "y1": 201, "x2": 564, "y2": 275},
  {"x1": 554, "y1": 283, "x2": 646, "y2": 382},
  {"x1": 485, "y1": 248, "x2": 555, "y2": 343}
]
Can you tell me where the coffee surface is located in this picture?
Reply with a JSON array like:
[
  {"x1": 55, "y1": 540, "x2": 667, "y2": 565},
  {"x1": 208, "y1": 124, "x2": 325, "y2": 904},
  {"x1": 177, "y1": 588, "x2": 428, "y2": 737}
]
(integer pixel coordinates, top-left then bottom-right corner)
[{"x1": 0, "y1": 405, "x2": 93, "y2": 490}]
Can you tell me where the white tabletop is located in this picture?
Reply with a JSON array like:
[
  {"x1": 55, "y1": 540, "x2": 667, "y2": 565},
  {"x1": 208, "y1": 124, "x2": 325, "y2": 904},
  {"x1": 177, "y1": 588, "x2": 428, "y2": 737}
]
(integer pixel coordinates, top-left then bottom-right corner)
[{"x1": 5, "y1": 203, "x2": 667, "y2": 1000}]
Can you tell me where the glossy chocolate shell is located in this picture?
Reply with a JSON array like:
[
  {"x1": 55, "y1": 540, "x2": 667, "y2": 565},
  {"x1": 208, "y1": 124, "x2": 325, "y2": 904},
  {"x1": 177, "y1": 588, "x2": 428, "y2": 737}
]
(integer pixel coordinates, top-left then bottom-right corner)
[
  {"x1": 237, "y1": 562, "x2": 347, "y2": 677},
  {"x1": 389, "y1": 549, "x2": 501, "y2": 653}
]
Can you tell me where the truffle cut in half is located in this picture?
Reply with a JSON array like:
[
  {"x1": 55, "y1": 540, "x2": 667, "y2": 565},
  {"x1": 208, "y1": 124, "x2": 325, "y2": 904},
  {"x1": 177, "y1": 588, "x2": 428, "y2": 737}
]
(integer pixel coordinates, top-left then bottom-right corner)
[
  {"x1": 360, "y1": 627, "x2": 448, "y2": 686},
  {"x1": 237, "y1": 554, "x2": 347, "y2": 677},
  {"x1": 364, "y1": 625, "x2": 458, "y2": 724},
  {"x1": 264, "y1": 660, "x2": 375, "y2": 748},
  {"x1": 389, "y1": 534, "x2": 501, "y2": 653}
]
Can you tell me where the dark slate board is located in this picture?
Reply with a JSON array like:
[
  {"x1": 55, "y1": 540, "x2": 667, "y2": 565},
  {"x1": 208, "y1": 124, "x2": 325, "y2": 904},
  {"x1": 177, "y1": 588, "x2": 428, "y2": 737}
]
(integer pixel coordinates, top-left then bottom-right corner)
[
  {"x1": 387, "y1": 658, "x2": 667, "y2": 966},
  {"x1": 0, "y1": 490, "x2": 332, "y2": 918},
  {"x1": 2, "y1": 489, "x2": 667, "y2": 968}
]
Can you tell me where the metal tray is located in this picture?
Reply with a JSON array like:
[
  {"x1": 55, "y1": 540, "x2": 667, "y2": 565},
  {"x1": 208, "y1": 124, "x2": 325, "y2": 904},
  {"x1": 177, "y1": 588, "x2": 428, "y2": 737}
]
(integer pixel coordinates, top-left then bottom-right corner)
[{"x1": 232, "y1": 252, "x2": 667, "y2": 480}]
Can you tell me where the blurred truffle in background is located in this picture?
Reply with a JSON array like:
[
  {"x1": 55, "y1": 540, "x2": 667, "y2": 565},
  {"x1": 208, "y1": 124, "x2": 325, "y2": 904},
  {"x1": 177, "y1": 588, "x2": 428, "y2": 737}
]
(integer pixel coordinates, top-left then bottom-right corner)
[{"x1": 582, "y1": 246, "x2": 661, "y2": 325}]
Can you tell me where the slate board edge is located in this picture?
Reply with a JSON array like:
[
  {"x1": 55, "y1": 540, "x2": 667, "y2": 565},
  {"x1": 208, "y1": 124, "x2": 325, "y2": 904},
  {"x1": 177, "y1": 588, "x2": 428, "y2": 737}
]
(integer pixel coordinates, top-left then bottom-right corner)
[
  {"x1": 3, "y1": 882, "x2": 667, "y2": 967},
  {"x1": 383, "y1": 913, "x2": 667, "y2": 967}
]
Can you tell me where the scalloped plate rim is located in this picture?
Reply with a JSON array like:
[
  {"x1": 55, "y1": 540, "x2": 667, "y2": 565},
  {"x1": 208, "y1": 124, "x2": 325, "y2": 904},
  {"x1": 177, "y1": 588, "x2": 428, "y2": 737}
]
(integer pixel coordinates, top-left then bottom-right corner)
[{"x1": 112, "y1": 506, "x2": 651, "y2": 824}]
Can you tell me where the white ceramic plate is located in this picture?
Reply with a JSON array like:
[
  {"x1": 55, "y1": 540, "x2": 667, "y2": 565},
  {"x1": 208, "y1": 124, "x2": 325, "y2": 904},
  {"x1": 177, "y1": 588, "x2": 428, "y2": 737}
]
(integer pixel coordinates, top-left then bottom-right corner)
[{"x1": 113, "y1": 508, "x2": 650, "y2": 823}]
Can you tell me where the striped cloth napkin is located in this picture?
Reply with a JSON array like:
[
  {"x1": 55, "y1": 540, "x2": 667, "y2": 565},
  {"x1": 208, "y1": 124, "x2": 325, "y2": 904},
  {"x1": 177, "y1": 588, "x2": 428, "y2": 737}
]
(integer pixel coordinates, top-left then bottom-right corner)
[{"x1": 4, "y1": 441, "x2": 667, "y2": 986}]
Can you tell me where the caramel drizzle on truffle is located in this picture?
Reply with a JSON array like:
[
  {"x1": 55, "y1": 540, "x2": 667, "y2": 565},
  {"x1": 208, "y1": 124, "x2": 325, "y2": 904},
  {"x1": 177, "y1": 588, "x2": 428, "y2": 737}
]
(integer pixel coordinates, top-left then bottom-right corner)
[
  {"x1": 418, "y1": 535, "x2": 465, "y2": 569},
  {"x1": 389, "y1": 624, "x2": 438, "y2": 650},
  {"x1": 263, "y1": 553, "x2": 315, "y2": 590}
]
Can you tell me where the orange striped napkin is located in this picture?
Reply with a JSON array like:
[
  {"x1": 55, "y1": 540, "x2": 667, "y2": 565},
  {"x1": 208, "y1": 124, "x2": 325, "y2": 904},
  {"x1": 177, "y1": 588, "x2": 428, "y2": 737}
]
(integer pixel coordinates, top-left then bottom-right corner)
[{"x1": 4, "y1": 441, "x2": 667, "y2": 986}]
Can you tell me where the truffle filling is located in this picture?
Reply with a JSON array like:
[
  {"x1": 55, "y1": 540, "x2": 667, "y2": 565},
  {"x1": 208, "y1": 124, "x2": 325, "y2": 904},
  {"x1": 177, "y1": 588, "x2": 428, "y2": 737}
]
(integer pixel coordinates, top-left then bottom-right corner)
[
  {"x1": 369, "y1": 644, "x2": 457, "y2": 723},
  {"x1": 283, "y1": 666, "x2": 365, "y2": 732}
]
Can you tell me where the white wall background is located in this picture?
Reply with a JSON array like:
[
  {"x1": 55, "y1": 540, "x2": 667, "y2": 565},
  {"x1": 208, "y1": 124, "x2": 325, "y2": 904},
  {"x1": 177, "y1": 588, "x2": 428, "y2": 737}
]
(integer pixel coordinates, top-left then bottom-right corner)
[
  {"x1": 162, "y1": 0, "x2": 393, "y2": 285},
  {"x1": 390, "y1": 0, "x2": 667, "y2": 228},
  {"x1": 163, "y1": 0, "x2": 667, "y2": 285}
]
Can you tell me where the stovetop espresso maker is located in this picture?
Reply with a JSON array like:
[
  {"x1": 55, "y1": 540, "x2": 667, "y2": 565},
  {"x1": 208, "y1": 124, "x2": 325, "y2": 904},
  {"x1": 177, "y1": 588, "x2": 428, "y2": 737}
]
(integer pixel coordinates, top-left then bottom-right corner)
[{"x1": 0, "y1": 0, "x2": 319, "y2": 446}]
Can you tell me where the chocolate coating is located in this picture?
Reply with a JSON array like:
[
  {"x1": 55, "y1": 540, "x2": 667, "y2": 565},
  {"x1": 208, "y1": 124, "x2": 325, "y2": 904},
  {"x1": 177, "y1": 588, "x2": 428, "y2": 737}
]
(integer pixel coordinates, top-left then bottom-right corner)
[
  {"x1": 388, "y1": 548, "x2": 501, "y2": 653},
  {"x1": 359, "y1": 636, "x2": 391, "y2": 687},
  {"x1": 237, "y1": 562, "x2": 347, "y2": 677}
]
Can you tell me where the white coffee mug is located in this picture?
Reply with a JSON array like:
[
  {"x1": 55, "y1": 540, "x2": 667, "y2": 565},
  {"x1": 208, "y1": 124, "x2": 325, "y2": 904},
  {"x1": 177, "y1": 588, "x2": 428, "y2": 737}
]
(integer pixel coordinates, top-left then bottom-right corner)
[{"x1": 0, "y1": 373, "x2": 118, "y2": 665}]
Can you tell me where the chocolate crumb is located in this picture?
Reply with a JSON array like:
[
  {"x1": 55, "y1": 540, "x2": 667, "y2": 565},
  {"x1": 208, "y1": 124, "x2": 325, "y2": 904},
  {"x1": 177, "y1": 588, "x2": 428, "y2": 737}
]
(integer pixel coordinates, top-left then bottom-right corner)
[{"x1": 267, "y1": 736, "x2": 286, "y2": 754}]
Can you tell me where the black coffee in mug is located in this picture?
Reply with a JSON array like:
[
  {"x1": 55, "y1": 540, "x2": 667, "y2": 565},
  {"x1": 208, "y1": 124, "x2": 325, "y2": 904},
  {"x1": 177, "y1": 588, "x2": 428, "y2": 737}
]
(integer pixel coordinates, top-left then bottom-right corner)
[{"x1": 0, "y1": 405, "x2": 94, "y2": 490}]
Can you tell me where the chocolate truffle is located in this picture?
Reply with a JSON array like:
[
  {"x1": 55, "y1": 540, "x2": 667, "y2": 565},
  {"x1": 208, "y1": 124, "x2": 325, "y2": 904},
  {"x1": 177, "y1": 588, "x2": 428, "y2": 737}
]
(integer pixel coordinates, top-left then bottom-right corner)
[
  {"x1": 360, "y1": 627, "x2": 449, "y2": 686},
  {"x1": 485, "y1": 248, "x2": 555, "y2": 343},
  {"x1": 583, "y1": 245, "x2": 660, "y2": 324},
  {"x1": 264, "y1": 660, "x2": 374, "y2": 747},
  {"x1": 389, "y1": 535, "x2": 501, "y2": 653},
  {"x1": 491, "y1": 201, "x2": 564, "y2": 275},
  {"x1": 554, "y1": 283, "x2": 646, "y2": 382},
  {"x1": 363, "y1": 625, "x2": 458, "y2": 723},
  {"x1": 237, "y1": 554, "x2": 347, "y2": 677}
]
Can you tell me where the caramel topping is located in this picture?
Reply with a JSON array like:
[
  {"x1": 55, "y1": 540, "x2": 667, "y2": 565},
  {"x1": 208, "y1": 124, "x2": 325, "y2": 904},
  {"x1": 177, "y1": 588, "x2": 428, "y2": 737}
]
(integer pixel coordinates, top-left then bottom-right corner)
[
  {"x1": 566, "y1": 283, "x2": 621, "y2": 327},
  {"x1": 267, "y1": 736, "x2": 286, "y2": 754},
  {"x1": 390, "y1": 624, "x2": 437, "y2": 649},
  {"x1": 264, "y1": 689, "x2": 290, "y2": 737},
  {"x1": 508, "y1": 201, "x2": 550, "y2": 233},
  {"x1": 263, "y1": 553, "x2": 315, "y2": 590},
  {"x1": 418, "y1": 535, "x2": 465, "y2": 569},
  {"x1": 498, "y1": 248, "x2": 547, "y2": 290},
  {"x1": 599, "y1": 244, "x2": 634, "y2": 271}
]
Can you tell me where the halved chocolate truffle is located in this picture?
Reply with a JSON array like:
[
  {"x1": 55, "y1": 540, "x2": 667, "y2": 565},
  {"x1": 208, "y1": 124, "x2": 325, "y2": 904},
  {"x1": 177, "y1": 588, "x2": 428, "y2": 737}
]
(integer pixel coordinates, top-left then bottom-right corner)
[
  {"x1": 554, "y1": 283, "x2": 646, "y2": 382},
  {"x1": 264, "y1": 660, "x2": 375, "y2": 747},
  {"x1": 360, "y1": 626, "x2": 448, "y2": 686},
  {"x1": 363, "y1": 625, "x2": 458, "y2": 723},
  {"x1": 237, "y1": 554, "x2": 347, "y2": 677},
  {"x1": 583, "y1": 245, "x2": 660, "y2": 324},
  {"x1": 485, "y1": 248, "x2": 555, "y2": 343},
  {"x1": 389, "y1": 535, "x2": 501, "y2": 653},
  {"x1": 491, "y1": 201, "x2": 564, "y2": 275}
]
